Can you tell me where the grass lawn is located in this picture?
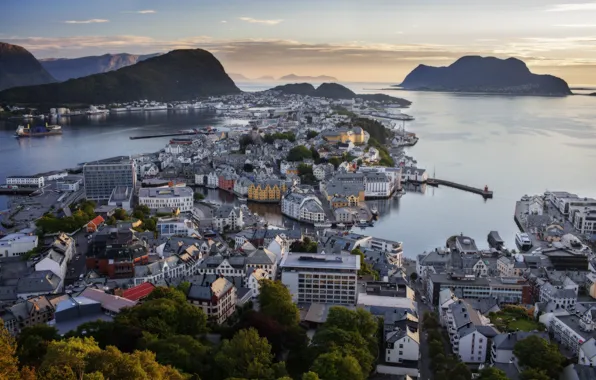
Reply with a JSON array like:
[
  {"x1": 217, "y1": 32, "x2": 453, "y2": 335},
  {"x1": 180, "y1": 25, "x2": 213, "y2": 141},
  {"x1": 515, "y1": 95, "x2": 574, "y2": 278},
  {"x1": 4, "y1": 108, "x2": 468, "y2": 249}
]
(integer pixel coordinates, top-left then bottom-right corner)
[
  {"x1": 489, "y1": 306, "x2": 544, "y2": 332},
  {"x1": 507, "y1": 319, "x2": 540, "y2": 332}
]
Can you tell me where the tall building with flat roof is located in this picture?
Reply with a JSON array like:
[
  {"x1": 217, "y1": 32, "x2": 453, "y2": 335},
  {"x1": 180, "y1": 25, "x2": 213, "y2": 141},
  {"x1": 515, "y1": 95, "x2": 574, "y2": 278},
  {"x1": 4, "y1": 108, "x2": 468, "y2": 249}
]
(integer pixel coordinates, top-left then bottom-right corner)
[
  {"x1": 83, "y1": 156, "x2": 136, "y2": 201},
  {"x1": 280, "y1": 253, "x2": 360, "y2": 305}
]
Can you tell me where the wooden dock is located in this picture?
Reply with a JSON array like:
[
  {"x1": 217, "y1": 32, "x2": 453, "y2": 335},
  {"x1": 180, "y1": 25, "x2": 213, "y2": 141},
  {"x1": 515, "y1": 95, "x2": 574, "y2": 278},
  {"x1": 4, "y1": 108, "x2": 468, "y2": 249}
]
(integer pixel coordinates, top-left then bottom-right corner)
[{"x1": 426, "y1": 178, "x2": 493, "y2": 199}]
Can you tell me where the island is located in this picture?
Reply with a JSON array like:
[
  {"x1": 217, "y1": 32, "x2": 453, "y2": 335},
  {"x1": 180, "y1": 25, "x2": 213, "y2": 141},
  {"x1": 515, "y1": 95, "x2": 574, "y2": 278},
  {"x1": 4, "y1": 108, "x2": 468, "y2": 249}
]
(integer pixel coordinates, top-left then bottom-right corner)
[
  {"x1": 279, "y1": 74, "x2": 338, "y2": 82},
  {"x1": 398, "y1": 56, "x2": 571, "y2": 96},
  {"x1": 270, "y1": 82, "x2": 411, "y2": 106}
]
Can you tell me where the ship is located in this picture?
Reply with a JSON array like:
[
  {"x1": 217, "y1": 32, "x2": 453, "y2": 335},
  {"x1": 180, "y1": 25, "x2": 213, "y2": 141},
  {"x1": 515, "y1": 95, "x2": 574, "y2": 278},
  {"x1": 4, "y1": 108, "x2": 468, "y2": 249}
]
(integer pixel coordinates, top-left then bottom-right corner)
[{"x1": 15, "y1": 124, "x2": 62, "y2": 138}]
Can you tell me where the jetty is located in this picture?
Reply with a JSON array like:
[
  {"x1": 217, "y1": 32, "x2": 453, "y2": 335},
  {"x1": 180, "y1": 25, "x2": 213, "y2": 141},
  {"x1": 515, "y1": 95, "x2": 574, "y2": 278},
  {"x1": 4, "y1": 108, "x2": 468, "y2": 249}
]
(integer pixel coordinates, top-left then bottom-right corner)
[
  {"x1": 0, "y1": 187, "x2": 38, "y2": 195},
  {"x1": 130, "y1": 131, "x2": 201, "y2": 140},
  {"x1": 426, "y1": 178, "x2": 493, "y2": 199}
]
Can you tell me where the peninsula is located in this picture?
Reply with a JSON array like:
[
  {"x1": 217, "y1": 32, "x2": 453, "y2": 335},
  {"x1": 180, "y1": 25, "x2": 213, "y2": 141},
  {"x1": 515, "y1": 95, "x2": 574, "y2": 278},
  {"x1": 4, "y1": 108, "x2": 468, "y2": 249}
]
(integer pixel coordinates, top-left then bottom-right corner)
[
  {"x1": 0, "y1": 48, "x2": 240, "y2": 104},
  {"x1": 399, "y1": 56, "x2": 571, "y2": 96}
]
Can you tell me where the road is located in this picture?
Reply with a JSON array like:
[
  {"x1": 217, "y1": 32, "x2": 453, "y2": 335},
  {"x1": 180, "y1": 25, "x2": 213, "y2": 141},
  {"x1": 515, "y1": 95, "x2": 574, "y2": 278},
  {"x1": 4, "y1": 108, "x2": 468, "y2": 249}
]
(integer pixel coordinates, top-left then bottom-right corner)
[{"x1": 414, "y1": 279, "x2": 433, "y2": 380}]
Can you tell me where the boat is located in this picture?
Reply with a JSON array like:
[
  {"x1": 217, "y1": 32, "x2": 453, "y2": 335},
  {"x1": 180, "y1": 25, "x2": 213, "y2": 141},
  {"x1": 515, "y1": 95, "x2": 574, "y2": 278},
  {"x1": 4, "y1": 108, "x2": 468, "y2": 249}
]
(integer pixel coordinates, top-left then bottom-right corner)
[
  {"x1": 336, "y1": 223, "x2": 346, "y2": 228},
  {"x1": 314, "y1": 222, "x2": 332, "y2": 228},
  {"x1": 15, "y1": 124, "x2": 62, "y2": 137},
  {"x1": 237, "y1": 197, "x2": 247, "y2": 202},
  {"x1": 110, "y1": 107, "x2": 128, "y2": 113},
  {"x1": 515, "y1": 232, "x2": 533, "y2": 252},
  {"x1": 487, "y1": 231, "x2": 505, "y2": 250},
  {"x1": 370, "y1": 206, "x2": 378, "y2": 215},
  {"x1": 86, "y1": 106, "x2": 109, "y2": 115},
  {"x1": 143, "y1": 104, "x2": 168, "y2": 111},
  {"x1": 22, "y1": 114, "x2": 34, "y2": 119}
]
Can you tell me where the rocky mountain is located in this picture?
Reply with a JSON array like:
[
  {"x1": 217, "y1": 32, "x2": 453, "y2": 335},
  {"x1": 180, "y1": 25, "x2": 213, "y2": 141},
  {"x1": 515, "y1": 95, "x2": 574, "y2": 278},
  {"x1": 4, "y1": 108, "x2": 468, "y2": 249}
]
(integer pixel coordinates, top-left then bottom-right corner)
[
  {"x1": 399, "y1": 56, "x2": 571, "y2": 95},
  {"x1": 257, "y1": 76, "x2": 275, "y2": 81},
  {"x1": 0, "y1": 49, "x2": 240, "y2": 104},
  {"x1": 279, "y1": 74, "x2": 338, "y2": 82},
  {"x1": 269, "y1": 82, "x2": 411, "y2": 106},
  {"x1": 40, "y1": 53, "x2": 160, "y2": 81},
  {"x1": 0, "y1": 42, "x2": 56, "y2": 91}
]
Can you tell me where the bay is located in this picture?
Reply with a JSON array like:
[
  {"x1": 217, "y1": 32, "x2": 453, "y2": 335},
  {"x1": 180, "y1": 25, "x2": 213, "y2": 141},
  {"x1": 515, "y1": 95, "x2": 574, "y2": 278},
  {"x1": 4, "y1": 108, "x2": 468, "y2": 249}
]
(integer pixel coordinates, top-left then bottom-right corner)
[{"x1": 1, "y1": 83, "x2": 595, "y2": 257}]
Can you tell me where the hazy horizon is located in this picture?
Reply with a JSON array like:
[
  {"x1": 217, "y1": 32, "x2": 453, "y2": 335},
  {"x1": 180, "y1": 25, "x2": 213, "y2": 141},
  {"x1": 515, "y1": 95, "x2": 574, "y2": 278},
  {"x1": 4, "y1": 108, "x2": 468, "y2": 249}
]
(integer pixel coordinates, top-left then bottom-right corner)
[{"x1": 3, "y1": 0, "x2": 596, "y2": 84}]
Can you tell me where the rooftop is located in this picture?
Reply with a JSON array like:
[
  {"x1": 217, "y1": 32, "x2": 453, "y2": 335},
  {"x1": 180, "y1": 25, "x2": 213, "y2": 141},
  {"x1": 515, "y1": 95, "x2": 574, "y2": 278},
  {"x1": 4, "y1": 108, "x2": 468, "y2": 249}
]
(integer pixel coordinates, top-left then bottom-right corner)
[
  {"x1": 138, "y1": 186, "x2": 193, "y2": 199},
  {"x1": 280, "y1": 253, "x2": 360, "y2": 270}
]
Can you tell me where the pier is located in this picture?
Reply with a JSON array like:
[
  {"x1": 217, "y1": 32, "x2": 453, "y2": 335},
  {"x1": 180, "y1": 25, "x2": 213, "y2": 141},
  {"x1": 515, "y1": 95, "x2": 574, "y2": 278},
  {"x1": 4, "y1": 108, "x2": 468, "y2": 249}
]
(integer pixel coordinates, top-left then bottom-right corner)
[
  {"x1": 426, "y1": 178, "x2": 493, "y2": 199},
  {"x1": 130, "y1": 131, "x2": 208, "y2": 140},
  {"x1": 0, "y1": 187, "x2": 38, "y2": 195}
]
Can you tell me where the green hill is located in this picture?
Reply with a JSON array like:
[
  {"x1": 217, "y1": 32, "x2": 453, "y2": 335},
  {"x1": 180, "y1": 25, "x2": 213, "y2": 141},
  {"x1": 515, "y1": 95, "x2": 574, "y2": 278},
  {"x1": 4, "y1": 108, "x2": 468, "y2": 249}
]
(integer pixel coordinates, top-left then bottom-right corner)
[{"x1": 0, "y1": 48, "x2": 240, "y2": 104}]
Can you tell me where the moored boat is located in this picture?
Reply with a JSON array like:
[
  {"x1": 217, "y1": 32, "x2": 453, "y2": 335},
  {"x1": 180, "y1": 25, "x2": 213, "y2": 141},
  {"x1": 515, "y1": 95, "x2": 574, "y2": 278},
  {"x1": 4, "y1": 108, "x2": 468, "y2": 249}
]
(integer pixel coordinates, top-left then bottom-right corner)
[{"x1": 15, "y1": 124, "x2": 62, "y2": 138}]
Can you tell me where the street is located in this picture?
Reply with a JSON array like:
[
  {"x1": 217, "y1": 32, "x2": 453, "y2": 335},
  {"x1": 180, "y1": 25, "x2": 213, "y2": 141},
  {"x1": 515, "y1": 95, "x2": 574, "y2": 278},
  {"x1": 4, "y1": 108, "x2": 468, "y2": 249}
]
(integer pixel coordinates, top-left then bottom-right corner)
[{"x1": 414, "y1": 279, "x2": 433, "y2": 380}]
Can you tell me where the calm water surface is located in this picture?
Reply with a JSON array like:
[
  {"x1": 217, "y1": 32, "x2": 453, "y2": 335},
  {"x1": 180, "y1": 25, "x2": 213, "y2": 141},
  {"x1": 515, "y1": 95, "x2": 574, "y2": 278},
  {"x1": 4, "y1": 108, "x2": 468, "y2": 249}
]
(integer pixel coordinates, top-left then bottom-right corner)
[{"x1": 1, "y1": 83, "x2": 595, "y2": 257}]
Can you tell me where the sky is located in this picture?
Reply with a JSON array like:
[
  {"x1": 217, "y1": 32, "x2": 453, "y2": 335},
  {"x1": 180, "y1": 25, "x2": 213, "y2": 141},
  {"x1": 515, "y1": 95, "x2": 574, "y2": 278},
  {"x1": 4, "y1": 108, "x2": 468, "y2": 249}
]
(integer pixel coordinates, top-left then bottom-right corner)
[{"x1": 2, "y1": 0, "x2": 596, "y2": 84}]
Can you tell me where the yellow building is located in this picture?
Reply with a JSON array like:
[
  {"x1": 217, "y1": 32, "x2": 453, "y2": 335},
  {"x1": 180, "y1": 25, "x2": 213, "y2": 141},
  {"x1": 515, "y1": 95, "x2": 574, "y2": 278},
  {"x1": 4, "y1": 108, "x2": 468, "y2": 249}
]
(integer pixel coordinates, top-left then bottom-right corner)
[
  {"x1": 248, "y1": 180, "x2": 288, "y2": 202},
  {"x1": 322, "y1": 127, "x2": 366, "y2": 144}
]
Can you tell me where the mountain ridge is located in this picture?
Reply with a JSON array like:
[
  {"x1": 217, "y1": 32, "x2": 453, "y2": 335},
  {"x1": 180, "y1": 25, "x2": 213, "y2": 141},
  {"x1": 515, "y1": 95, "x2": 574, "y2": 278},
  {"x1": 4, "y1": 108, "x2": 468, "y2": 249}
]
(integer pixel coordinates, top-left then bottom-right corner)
[
  {"x1": 0, "y1": 49, "x2": 240, "y2": 104},
  {"x1": 40, "y1": 53, "x2": 160, "y2": 81},
  {"x1": 399, "y1": 56, "x2": 571, "y2": 95},
  {"x1": 0, "y1": 42, "x2": 56, "y2": 91},
  {"x1": 279, "y1": 74, "x2": 338, "y2": 82}
]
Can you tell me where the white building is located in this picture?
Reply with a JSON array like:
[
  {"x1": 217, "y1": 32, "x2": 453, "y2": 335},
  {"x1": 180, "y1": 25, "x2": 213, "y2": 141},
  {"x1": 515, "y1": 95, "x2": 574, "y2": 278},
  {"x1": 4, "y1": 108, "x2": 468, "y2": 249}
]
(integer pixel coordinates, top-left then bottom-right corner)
[
  {"x1": 56, "y1": 178, "x2": 82, "y2": 192},
  {"x1": 6, "y1": 175, "x2": 44, "y2": 188},
  {"x1": 246, "y1": 268, "x2": 269, "y2": 298},
  {"x1": 156, "y1": 217, "x2": 200, "y2": 237},
  {"x1": 550, "y1": 310, "x2": 596, "y2": 362},
  {"x1": 138, "y1": 186, "x2": 194, "y2": 212},
  {"x1": 165, "y1": 144, "x2": 184, "y2": 155},
  {"x1": 401, "y1": 167, "x2": 428, "y2": 183},
  {"x1": 233, "y1": 177, "x2": 252, "y2": 197},
  {"x1": 280, "y1": 253, "x2": 360, "y2": 305},
  {"x1": 491, "y1": 331, "x2": 550, "y2": 365},
  {"x1": 207, "y1": 172, "x2": 219, "y2": 189},
  {"x1": 445, "y1": 300, "x2": 495, "y2": 364},
  {"x1": 133, "y1": 250, "x2": 203, "y2": 286},
  {"x1": 539, "y1": 280, "x2": 578, "y2": 311},
  {"x1": 0, "y1": 233, "x2": 38, "y2": 258},
  {"x1": 385, "y1": 326, "x2": 420, "y2": 364},
  {"x1": 213, "y1": 205, "x2": 244, "y2": 231},
  {"x1": 281, "y1": 191, "x2": 326, "y2": 224}
]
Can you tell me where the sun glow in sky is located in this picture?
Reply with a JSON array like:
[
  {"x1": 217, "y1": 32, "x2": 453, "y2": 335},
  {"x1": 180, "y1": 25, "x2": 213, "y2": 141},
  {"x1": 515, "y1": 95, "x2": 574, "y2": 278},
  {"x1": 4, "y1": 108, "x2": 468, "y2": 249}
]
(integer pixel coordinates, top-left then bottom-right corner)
[{"x1": 2, "y1": 0, "x2": 596, "y2": 84}]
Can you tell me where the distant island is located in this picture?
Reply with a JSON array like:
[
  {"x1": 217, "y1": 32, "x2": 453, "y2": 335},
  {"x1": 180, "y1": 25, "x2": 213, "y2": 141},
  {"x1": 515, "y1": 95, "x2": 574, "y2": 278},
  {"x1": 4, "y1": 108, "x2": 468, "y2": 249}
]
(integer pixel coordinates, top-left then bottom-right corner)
[
  {"x1": 399, "y1": 56, "x2": 571, "y2": 96},
  {"x1": 0, "y1": 49, "x2": 240, "y2": 104},
  {"x1": 40, "y1": 53, "x2": 160, "y2": 81},
  {"x1": 228, "y1": 73, "x2": 251, "y2": 81},
  {"x1": 279, "y1": 74, "x2": 338, "y2": 82},
  {"x1": 0, "y1": 42, "x2": 56, "y2": 91},
  {"x1": 269, "y1": 82, "x2": 411, "y2": 106}
]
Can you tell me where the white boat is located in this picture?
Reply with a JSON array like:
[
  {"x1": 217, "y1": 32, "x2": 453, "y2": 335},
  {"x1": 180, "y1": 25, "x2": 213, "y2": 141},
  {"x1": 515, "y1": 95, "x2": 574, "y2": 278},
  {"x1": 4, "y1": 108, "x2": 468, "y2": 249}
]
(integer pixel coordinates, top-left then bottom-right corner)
[
  {"x1": 86, "y1": 106, "x2": 109, "y2": 115},
  {"x1": 144, "y1": 104, "x2": 168, "y2": 111},
  {"x1": 336, "y1": 223, "x2": 346, "y2": 228},
  {"x1": 237, "y1": 197, "x2": 247, "y2": 202},
  {"x1": 110, "y1": 107, "x2": 128, "y2": 113},
  {"x1": 314, "y1": 222, "x2": 332, "y2": 228},
  {"x1": 371, "y1": 206, "x2": 378, "y2": 215},
  {"x1": 515, "y1": 232, "x2": 533, "y2": 251},
  {"x1": 128, "y1": 106, "x2": 143, "y2": 112},
  {"x1": 22, "y1": 114, "x2": 34, "y2": 119}
]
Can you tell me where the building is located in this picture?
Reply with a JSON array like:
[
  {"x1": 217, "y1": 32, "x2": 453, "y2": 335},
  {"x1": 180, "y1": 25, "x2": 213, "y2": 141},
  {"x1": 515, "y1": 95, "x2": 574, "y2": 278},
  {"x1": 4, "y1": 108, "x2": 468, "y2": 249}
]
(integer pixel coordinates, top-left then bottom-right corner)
[
  {"x1": 119, "y1": 282, "x2": 156, "y2": 302},
  {"x1": 86, "y1": 215, "x2": 105, "y2": 233},
  {"x1": 491, "y1": 331, "x2": 549, "y2": 364},
  {"x1": 280, "y1": 254, "x2": 360, "y2": 305},
  {"x1": 86, "y1": 228, "x2": 149, "y2": 279},
  {"x1": 6, "y1": 175, "x2": 44, "y2": 188},
  {"x1": 218, "y1": 175, "x2": 236, "y2": 192},
  {"x1": 0, "y1": 296, "x2": 55, "y2": 336},
  {"x1": 248, "y1": 180, "x2": 288, "y2": 202},
  {"x1": 427, "y1": 273, "x2": 532, "y2": 307},
  {"x1": 213, "y1": 205, "x2": 244, "y2": 232},
  {"x1": 56, "y1": 178, "x2": 82, "y2": 192},
  {"x1": 83, "y1": 156, "x2": 137, "y2": 201},
  {"x1": 187, "y1": 277, "x2": 237, "y2": 324},
  {"x1": 233, "y1": 177, "x2": 253, "y2": 197},
  {"x1": 385, "y1": 326, "x2": 420, "y2": 365},
  {"x1": 281, "y1": 191, "x2": 326, "y2": 224},
  {"x1": 108, "y1": 186, "x2": 134, "y2": 211},
  {"x1": 16, "y1": 271, "x2": 62, "y2": 298},
  {"x1": 80, "y1": 287, "x2": 137, "y2": 316},
  {"x1": 539, "y1": 280, "x2": 578, "y2": 311},
  {"x1": 50, "y1": 295, "x2": 112, "y2": 335},
  {"x1": 0, "y1": 233, "x2": 38, "y2": 258},
  {"x1": 156, "y1": 217, "x2": 200, "y2": 237},
  {"x1": 321, "y1": 127, "x2": 368, "y2": 144},
  {"x1": 138, "y1": 186, "x2": 194, "y2": 212}
]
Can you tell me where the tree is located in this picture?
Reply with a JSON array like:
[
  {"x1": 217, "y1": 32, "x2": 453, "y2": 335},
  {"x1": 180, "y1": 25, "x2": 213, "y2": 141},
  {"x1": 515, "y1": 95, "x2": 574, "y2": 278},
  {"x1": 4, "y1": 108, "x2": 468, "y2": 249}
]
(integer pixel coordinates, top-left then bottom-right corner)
[
  {"x1": 259, "y1": 280, "x2": 300, "y2": 327},
  {"x1": 410, "y1": 272, "x2": 418, "y2": 282},
  {"x1": 194, "y1": 192, "x2": 205, "y2": 201},
  {"x1": 114, "y1": 208, "x2": 128, "y2": 220},
  {"x1": 17, "y1": 324, "x2": 60, "y2": 368},
  {"x1": 64, "y1": 320, "x2": 144, "y2": 353},
  {"x1": 146, "y1": 286, "x2": 187, "y2": 304},
  {"x1": 243, "y1": 163, "x2": 254, "y2": 172},
  {"x1": 176, "y1": 281, "x2": 191, "y2": 296},
  {"x1": 520, "y1": 368, "x2": 550, "y2": 380},
  {"x1": 478, "y1": 367, "x2": 509, "y2": 380},
  {"x1": 0, "y1": 321, "x2": 20, "y2": 380},
  {"x1": 513, "y1": 335, "x2": 564, "y2": 379},
  {"x1": 449, "y1": 362, "x2": 472, "y2": 380},
  {"x1": 290, "y1": 237, "x2": 317, "y2": 253},
  {"x1": 40, "y1": 337, "x2": 102, "y2": 379},
  {"x1": 116, "y1": 298, "x2": 207, "y2": 338},
  {"x1": 146, "y1": 335, "x2": 210, "y2": 376},
  {"x1": 325, "y1": 307, "x2": 377, "y2": 343},
  {"x1": 310, "y1": 351, "x2": 364, "y2": 380},
  {"x1": 302, "y1": 372, "x2": 320, "y2": 380},
  {"x1": 311, "y1": 327, "x2": 373, "y2": 377},
  {"x1": 287, "y1": 145, "x2": 313, "y2": 162},
  {"x1": 429, "y1": 340, "x2": 443, "y2": 358},
  {"x1": 214, "y1": 328, "x2": 274, "y2": 380},
  {"x1": 306, "y1": 130, "x2": 319, "y2": 139}
]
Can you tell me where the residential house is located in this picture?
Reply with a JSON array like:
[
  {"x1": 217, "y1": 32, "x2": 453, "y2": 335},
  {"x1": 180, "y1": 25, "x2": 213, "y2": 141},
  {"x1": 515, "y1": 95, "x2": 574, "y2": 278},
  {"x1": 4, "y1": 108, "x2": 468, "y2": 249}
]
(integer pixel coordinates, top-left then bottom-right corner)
[
  {"x1": 248, "y1": 180, "x2": 288, "y2": 202},
  {"x1": 1, "y1": 296, "x2": 55, "y2": 336},
  {"x1": 213, "y1": 205, "x2": 244, "y2": 232},
  {"x1": 187, "y1": 277, "x2": 237, "y2": 325},
  {"x1": 0, "y1": 233, "x2": 38, "y2": 258}
]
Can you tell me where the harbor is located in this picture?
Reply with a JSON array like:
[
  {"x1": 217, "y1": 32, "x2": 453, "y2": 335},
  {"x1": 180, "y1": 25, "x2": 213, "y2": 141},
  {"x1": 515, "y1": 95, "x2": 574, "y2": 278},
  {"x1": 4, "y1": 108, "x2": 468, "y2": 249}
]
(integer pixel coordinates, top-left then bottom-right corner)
[{"x1": 426, "y1": 178, "x2": 493, "y2": 199}]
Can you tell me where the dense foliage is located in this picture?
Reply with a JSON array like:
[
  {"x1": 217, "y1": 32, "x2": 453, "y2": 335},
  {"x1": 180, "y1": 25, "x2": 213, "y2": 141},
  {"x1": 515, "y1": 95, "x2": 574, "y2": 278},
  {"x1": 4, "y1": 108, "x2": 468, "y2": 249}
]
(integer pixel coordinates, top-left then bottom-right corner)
[
  {"x1": 290, "y1": 237, "x2": 318, "y2": 253},
  {"x1": 36, "y1": 200, "x2": 96, "y2": 233},
  {"x1": 351, "y1": 248, "x2": 380, "y2": 279},
  {"x1": 513, "y1": 335, "x2": 565, "y2": 379},
  {"x1": 368, "y1": 137, "x2": 395, "y2": 166},
  {"x1": 287, "y1": 145, "x2": 313, "y2": 162},
  {"x1": 264, "y1": 132, "x2": 296, "y2": 144}
]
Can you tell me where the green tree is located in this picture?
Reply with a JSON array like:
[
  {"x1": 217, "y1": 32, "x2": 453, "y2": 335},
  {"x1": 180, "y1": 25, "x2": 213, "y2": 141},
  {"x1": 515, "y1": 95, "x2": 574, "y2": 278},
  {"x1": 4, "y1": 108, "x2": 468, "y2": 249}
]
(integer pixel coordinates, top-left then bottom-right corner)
[
  {"x1": 40, "y1": 337, "x2": 102, "y2": 379},
  {"x1": 302, "y1": 372, "x2": 320, "y2": 380},
  {"x1": 311, "y1": 327, "x2": 374, "y2": 377},
  {"x1": 519, "y1": 368, "x2": 550, "y2": 380},
  {"x1": 146, "y1": 286, "x2": 187, "y2": 303},
  {"x1": 176, "y1": 281, "x2": 191, "y2": 296},
  {"x1": 287, "y1": 145, "x2": 313, "y2": 162},
  {"x1": 64, "y1": 320, "x2": 144, "y2": 353},
  {"x1": 310, "y1": 351, "x2": 364, "y2": 380},
  {"x1": 214, "y1": 328, "x2": 274, "y2": 380},
  {"x1": 114, "y1": 208, "x2": 128, "y2": 220},
  {"x1": 429, "y1": 340, "x2": 443, "y2": 358},
  {"x1": 325, "y1": 307, "x2": 377, "y2": 342},
  {"x1": 513, "y1": 335, "x2": 564, "y2": 379},
  {"x1": 146, "y1": 335, "x2": 210, "y2": 376},
  {"x1": 193, "y1": 192, "x2": 205, "y2": 201},
  {"x1": 17, "y1": 324, "x2": 60, "y2": 368},
  {"x1": 478, "y1": 367, "x2": 509, "y2": 380},
  {"x1": 410, "y1": 272, "x2": 418, "y2": 282},
  {"x1": 1, "y1": 321, "x2": 20, "y2": 380},
  {"x1": 449, "y1": 362, "x2": 472, "y2": 380},
  {"x1": 116, "y1": 298, "x2": 207, "y2": 338},
  {"x1": 306, "y1": 130, "x2": 319, "y2": 139},
  {"x1": 259, "y1": 280, "x2": 300, "y2": 327}
]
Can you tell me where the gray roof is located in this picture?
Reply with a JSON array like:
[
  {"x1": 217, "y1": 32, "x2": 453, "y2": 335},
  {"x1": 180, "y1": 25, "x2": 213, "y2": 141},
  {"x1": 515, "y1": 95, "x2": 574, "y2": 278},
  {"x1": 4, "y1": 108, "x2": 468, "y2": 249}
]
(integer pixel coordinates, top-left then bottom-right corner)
[
  {"x1": 492, "y1": 363, "x2": 519, "y2": 380},
  {"x1": 247, "y1": 248, "x2": 276, "y2": 265},
  {"x1": 17, "y1": 271, "x2": 61, "y2": 294},
  {"x1": 215, "y1": 204, "x2": 241, "y2": 218},
  {"x1": 280, "y1": 253, "x2": 360, "y2": 270}
]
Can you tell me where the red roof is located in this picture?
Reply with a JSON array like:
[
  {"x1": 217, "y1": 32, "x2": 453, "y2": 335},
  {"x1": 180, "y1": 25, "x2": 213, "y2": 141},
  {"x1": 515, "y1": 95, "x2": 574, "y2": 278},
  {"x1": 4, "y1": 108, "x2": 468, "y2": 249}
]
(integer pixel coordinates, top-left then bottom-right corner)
[
  {"x1": 89, "y1": 215, "x2": 105, "y2": 227},
  {"x1": 122, "y1": 282, "x2": 156, "y2": 301}
]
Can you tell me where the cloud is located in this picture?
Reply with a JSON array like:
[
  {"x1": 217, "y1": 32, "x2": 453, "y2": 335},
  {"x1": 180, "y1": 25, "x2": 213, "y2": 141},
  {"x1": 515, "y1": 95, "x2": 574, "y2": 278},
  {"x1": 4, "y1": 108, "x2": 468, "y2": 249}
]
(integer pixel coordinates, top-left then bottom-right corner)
[
  {"x1": 238, "y1": 17, "x2": 283, "y2": 25},
  {"x1": 546, "y1": 3, "x2": 596, "y2": 11},
  {"x1": 64, "y1": 19, "x2": 109, "y2": 24},
  {"x1": 221, "y1": 20, "x2": 227, "y2": 23},
  {"x1": 122, "y1": 10, "x2": 156, "y2": 14},
  {"x1": 555, "y1": 24, "x2": 596, "y2": 27}
]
